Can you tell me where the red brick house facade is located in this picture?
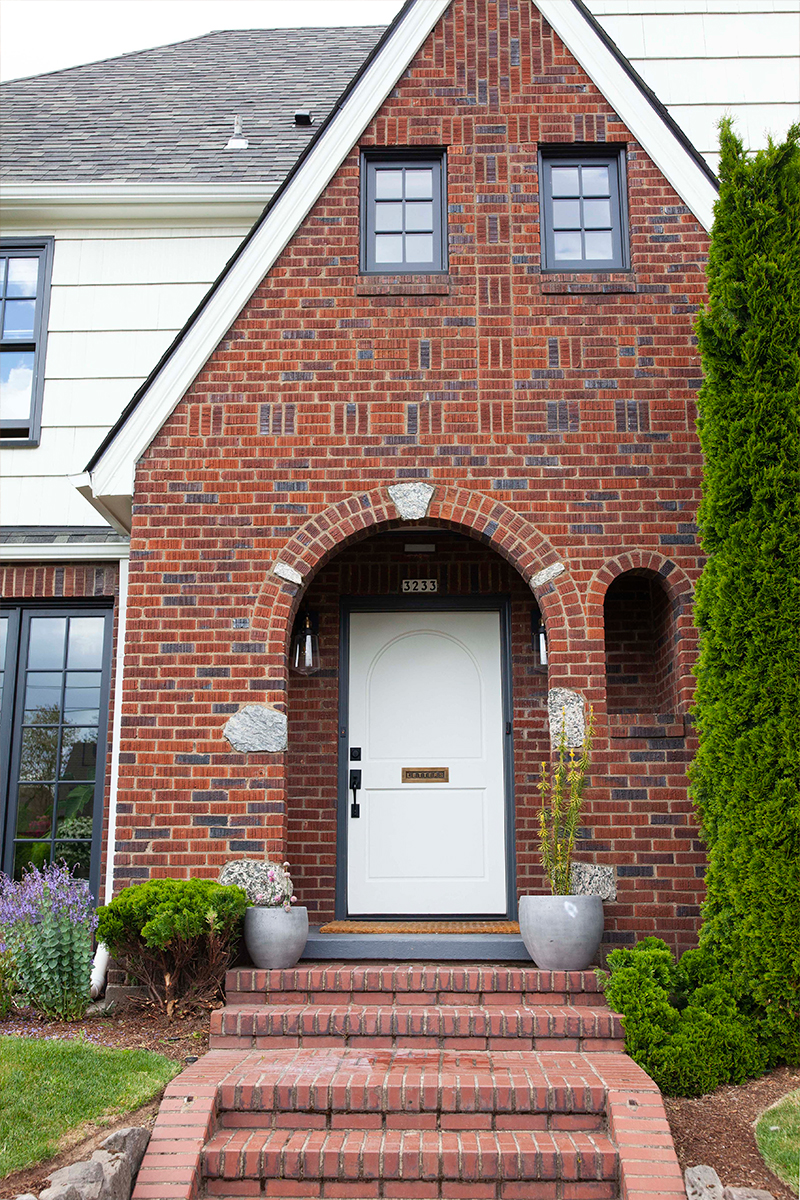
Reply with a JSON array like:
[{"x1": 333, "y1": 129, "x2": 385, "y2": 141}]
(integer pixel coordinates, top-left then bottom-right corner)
[
  {"x1": 3, "y1": 0, "x2": 731, "y2": 960},
  {"x1": 93, "y1": 0, "x2": 710, "y2": 957}
]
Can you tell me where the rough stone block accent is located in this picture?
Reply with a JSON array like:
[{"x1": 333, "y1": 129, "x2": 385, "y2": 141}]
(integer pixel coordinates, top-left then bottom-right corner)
[
  {"x1": 530, "y1": 562, "x2": 565, "y2": 589},
  {"x1": 547, "y1": 688, "x2": 586, "y2": 747},
  {"x1": 223, "y1": 704, "x2": 288, "y2": 753},
  {"x1": 273, "y1": 561, "x2": 303, "y2": 586},
  {"x1": 388, "y1": 481, "x2": 435, "y2": 519},
  {"x1": 570, "y1": 862, "x2": 617, "y2": 901}
]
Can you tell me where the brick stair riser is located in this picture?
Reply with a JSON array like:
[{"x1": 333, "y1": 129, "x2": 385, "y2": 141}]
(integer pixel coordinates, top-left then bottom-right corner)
[
  {"x1": 225, "y1": 969, "x2": 606, "y2": 1009},
  {"x1": 201, "y1": 1129, "x2": 619, "y2": 1187},
  {"x1": 219, "y1": 1112, "x2": 607, "y2": 1133},
  {"x1": 209, "y1": 1006, "x2": 624, "y2": 1053},
  {"x1": 228, "y1": 990, "x2": 603, "y2": 1008},
  {"x1": 203, "y1": 1183, "x2": 619, "y2": 1199}
]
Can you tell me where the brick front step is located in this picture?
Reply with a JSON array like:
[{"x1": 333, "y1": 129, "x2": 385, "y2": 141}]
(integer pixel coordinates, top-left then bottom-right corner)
[
  {"x1": 209, "y1": 1005, "x2": 624, "y2": 1052},
  {"x1": 201, "y1": 1127, "x2": 619, "y2": 1190},
  {"x1": 215, "y1": 1047, "x2": 607, "y2": 1130},
  {"x1": 225, "y1": 966, "x2": 605, "y2": 1008}
]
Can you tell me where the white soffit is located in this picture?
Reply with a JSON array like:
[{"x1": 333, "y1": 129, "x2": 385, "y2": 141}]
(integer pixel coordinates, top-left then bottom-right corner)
[
  {"x1": 536, "y1": 0, "x2": 717, "y2": 229},
  {"x1": 82, "y1": 0, "x2": 717, "y2": 520}
]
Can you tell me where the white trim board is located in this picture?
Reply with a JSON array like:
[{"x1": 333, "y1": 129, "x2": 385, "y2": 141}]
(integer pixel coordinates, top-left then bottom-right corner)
[
  {"x1": 0, "y1": 541, "x2": 130, "y2": 562},
  {"x1": 78, "y1": 0, "x2": 717, "y2": 531}
]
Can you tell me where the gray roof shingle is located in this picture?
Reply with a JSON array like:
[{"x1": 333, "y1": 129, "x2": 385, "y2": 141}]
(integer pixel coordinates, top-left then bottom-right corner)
[{"x1": 1, "y1": 27, "x2": 385, "y2": 184}]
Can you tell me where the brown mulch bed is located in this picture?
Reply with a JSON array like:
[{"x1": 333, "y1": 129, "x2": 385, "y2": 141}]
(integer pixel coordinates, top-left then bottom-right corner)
[
  {"x1": 665, "y1": 1065, "x2": 800, "y2": 1199},
  {"x1": 0, "y1": 1004, "x2": 210, "y2": 1200},
  {"x1": 2, "y1": 1005, "x2": 798, "y2": 1199}
]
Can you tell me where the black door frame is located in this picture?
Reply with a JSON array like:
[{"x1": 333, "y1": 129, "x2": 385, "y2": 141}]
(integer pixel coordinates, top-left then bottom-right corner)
[{"x1": 335, "y1": 594, "x2": 517, "y2": 920}]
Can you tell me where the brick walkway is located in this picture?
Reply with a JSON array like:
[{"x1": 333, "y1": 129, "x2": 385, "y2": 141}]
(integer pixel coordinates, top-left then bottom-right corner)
[{"x1": 132, "y1": 966, "x2": 685, "y2": 1200}]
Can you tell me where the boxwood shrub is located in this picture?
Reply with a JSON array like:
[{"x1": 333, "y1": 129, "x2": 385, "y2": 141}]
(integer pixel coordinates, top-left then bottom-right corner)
[
  {"x1": 96, "y1": 877, "x2": 248, "y2": 1017},
  {"x1": 599, "y1": 938, "x2": 770, "y2": 1096}
]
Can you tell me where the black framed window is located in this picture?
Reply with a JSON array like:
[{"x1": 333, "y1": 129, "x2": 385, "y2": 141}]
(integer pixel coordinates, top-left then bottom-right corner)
[
  {"x1": 0, "y1": 239, "x2": 54, "y2": 445},
  {"x1": 362, "y1": 154, "x2": 447, "y2": 274},
  {"x1": 539, "y1": 148, "x2": 628, "y2": 271},
  {"x1": 0, "y1": 606, "x2": 113, "y2": 900}
]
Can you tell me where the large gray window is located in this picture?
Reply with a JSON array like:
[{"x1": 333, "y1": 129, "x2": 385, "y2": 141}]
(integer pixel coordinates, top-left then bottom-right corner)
[
  {"x1": 0, "y1": 606, "x2": 113, "y2": 899},
  {"x1": 0, "y1": 239, "x2": 53, "y2": 445},
  {"x1": 362, "y1": 155, "x2": 447, "y2": 274},
  {"x1": 539, "y1": 149, "x2": 628, "y2": 271}
]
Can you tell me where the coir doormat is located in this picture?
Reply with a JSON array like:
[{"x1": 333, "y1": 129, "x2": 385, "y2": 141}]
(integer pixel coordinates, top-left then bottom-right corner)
[{"x1": 318, "y1": 920, "x2": 521, "y2": 935}]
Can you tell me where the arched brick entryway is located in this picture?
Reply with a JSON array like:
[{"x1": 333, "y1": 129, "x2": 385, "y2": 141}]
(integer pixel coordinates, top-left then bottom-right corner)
[{"x1": 250, "y1": 483, "x2": 587, "y2": 710}]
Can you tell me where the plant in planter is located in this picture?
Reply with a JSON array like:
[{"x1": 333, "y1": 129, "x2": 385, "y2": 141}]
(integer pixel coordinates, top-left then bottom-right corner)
[
  {"x1": 519, "y1": 707, "x2": 604, "y2": 970},
  {"x1": 219, "y1": 859, "x2": 308, "y2": 970}
]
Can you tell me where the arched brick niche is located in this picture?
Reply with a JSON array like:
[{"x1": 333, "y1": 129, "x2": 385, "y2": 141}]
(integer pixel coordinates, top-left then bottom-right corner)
[{"x1": 587, "y1": 552, "x2": 697, "y2": 717}]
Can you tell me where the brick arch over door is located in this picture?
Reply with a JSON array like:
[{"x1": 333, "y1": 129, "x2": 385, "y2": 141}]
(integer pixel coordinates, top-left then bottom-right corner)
[
  {"x1": 249, "y1": 485, "x2": 587, "y2": 708},
  {"x1": 586, "y1": 551, "x2": 698, "y2": 714}
]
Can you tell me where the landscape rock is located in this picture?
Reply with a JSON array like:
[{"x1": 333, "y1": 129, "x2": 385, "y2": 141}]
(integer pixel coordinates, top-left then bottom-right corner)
[
  {"x1": 223, "y1": 703, "x2": 287, "y2": 753},
  {"x1": 685, "y1": 1165, "x2": 725, "y2": 1199},
  {"x1": 41, "y1": 1160, "x2": 105, "y2": 1200},
  {"x1": 722, "y1": 1190, "x2": 776, "y2": 1200},
  {"x1": 99, "y1": 1128, "x2": 150, "y2": 1173},
  {"x1": 15, "y1": 1193, "x2": 40, "y2": 1200},
  {"x1": 36, "y1": 1126, "x2": 151, "y2": 1200},
  {"x1": 570, "y1": 862, "x2": 617, "y2": 901}
]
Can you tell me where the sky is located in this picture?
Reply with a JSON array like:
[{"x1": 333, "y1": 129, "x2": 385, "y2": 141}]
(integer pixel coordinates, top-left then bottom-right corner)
[{"x1": 0, "y1": 0, "x2": 406, "y2": 82}]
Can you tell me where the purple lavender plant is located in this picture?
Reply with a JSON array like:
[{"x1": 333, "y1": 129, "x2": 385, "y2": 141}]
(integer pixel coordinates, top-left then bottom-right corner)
[{"x1": 0, "y1": 862, "x2": 97, "y2": 1020}]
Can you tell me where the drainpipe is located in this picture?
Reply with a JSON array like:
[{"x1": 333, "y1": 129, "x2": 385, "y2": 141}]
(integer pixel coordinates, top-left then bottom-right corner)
[{"x1": 92, "y1": 555, "x2": 130, "y2": 998}]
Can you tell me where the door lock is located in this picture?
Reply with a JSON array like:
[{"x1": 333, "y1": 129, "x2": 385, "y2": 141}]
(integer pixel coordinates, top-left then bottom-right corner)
[{"x1": 349, "y1": 769, "x2": 362, "y2": 818}]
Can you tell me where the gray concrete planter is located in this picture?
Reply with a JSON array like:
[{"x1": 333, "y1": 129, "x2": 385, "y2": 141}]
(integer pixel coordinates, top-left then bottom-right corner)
[
  {"x1": 518, "y1": 894, "x2": 604, "y2": 970},
  {"x1": 244, "y1": 905, "x2": 309, "y2": 969}
]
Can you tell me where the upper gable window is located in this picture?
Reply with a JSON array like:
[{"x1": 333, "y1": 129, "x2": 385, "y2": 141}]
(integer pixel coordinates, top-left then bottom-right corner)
[
  {"x1": 0, "y1": 239, "x2": 53, "y2": 446},
  {"x1": 361, "y1": 154, "x2": 447, "y2": 274},
  {"x1": 539, "y1": 148, "x2": 629, "y2": 272}
]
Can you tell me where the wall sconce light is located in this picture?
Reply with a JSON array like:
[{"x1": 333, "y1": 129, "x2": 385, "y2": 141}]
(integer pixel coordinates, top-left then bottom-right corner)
[
  {"x1": 531, "y1": 605, "x2": 548, "y2": 670},
  {"x1": 290, "y1": 610, "x2": 321, "y2": 675}
]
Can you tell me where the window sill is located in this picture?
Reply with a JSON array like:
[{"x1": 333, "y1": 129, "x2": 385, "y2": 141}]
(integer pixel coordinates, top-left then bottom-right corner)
[
  {"x1": 0, "y1": 436, "x2": 38, "y2": 449},
  {"x1": 541, "y1": 272, "x2": 636, "y2": 295},
  {"x1": 356, "y1": 275, "x2": 451, "y2": 297}
]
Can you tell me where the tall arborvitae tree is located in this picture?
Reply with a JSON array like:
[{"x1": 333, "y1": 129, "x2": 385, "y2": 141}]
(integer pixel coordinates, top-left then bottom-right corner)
[{"x1": 692, "y1": 120, "x2": 800, "y2": 1062}]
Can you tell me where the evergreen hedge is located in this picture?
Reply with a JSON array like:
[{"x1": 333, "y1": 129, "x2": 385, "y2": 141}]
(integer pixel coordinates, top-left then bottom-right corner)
[{"x1": 691, "y1": 120, "x2": 800, "y2": 1066}]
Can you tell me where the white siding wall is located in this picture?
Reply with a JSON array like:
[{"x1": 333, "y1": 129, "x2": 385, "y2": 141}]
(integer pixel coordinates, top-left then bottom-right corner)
[
  {"x1": 0, "y1": 222, "x2": 254, "y2": 527},
  {"x1": 586, "y1": 1, "x2": 800, "y2": 172}
]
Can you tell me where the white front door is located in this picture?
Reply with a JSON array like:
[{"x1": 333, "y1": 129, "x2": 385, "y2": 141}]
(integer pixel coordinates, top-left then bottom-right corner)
[{"x1": 346, "y1": 609, "x2": 508, "y2": 915}]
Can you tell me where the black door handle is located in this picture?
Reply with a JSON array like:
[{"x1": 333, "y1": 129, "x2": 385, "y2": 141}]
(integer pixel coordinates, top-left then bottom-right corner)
[{"x1": 349, "y1": 769, "x2": 362, "y2": 818}]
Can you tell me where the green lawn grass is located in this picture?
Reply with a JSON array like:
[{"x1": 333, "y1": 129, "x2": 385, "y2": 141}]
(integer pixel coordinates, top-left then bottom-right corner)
[
  {"x1": 755, "y1": 1087, "x2": 800, "y2": 1192},
  {"x1": 0, "y1": 1035, "x2": 178, "y2": 1178}
]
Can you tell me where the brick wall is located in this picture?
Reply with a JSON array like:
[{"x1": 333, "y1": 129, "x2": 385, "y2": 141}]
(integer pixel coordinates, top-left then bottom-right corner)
[{"x1": 116, "y1": 0, "x2": 707, "y2": 955}]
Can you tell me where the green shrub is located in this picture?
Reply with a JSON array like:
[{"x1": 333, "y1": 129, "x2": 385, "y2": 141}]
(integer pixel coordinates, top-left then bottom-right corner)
[
  {"x1": 0, "y1": 862, "x2": 96, "y2": 1020},
  {"x1": 600, "y1": 938, "x2": 770, "y2": 1096},
  {"x1": 691, "y1": 120, "x2": 800, "y2": 1067},
  {"x1": 96, "y1": 877, "x2": 247, "y2": 1018}
]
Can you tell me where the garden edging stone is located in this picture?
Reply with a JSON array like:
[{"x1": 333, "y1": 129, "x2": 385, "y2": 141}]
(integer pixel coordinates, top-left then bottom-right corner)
[{"x1": 31, "y1": 1127, "x2": 150, "y2": 1200}]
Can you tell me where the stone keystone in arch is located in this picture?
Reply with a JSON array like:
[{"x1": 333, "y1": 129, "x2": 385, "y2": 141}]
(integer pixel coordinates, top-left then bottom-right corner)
[
  {"x1": 388, "y1": 482, "x2": 435, "y2": 520},
  {"x1": 223, "y1": 704, "x2": 288, "y2": 753}
]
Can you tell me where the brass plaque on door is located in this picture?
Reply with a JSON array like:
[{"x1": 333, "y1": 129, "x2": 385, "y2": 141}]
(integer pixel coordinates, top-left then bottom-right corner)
[{"x1": 401, "y1": 767, "x2": 449, "y2": 783}]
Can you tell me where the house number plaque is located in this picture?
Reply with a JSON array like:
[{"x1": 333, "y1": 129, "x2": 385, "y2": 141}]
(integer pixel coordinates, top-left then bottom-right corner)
[
  {"x1": 402, "y1": 767, "x2": 449, "y2": 783},
  {"x1": 401, "y1": 579, "x2": 438, "y2": 592}
]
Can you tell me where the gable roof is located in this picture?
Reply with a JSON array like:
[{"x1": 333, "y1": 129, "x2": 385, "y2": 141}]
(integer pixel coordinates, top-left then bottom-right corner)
[
  {"x1": 75, "y1": 0, "x2": 720, "y2": 533},
  {"x1": 0, "y1": 27, "x2": 385, "y2": 186}
]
